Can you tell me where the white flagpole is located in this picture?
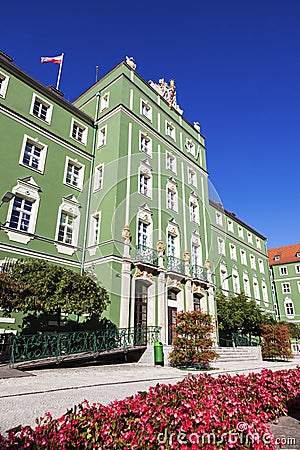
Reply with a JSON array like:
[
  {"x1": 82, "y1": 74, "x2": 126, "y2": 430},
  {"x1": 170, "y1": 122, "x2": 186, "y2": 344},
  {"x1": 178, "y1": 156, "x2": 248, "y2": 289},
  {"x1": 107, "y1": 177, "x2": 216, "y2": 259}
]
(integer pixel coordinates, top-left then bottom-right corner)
[{"x1": 56, "y1": 53, "x2": 64, "y2": 90}]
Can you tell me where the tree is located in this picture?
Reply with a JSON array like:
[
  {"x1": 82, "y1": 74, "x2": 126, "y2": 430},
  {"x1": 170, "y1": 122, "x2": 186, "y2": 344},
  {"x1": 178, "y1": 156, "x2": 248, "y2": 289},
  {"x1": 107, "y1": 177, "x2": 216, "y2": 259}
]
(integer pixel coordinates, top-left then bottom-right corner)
[
  {"x1": 216, "y1": 292, "x2": 265, "y2": 337},
  {"x1": 7, "y1": 259, "x2": 109, "y2": 318},
  {"x1": 280, "y1": 321, "x2": 300, "y2": 340},
  {"x1": 0, "y1": 272, "x2": 26, "y2": 312}
]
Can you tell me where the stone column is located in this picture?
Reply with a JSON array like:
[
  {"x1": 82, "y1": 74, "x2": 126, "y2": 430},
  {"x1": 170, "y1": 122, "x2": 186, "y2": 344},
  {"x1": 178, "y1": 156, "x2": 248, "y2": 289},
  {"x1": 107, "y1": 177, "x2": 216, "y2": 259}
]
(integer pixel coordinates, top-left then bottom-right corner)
[{"x1": 119, "y1": 225, "x2": 132, "y2": 328}]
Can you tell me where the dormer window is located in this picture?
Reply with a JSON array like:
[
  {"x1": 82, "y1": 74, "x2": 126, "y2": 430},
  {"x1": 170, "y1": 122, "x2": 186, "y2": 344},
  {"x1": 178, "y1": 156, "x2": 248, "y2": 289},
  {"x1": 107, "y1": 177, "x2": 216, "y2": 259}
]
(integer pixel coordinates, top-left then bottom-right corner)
[
  {"x1": 296, "y1": 252, "x2": 300, "y2": 258},
  {"x1": 274, "y1": 255, "x2": 280, "y2": 261}
]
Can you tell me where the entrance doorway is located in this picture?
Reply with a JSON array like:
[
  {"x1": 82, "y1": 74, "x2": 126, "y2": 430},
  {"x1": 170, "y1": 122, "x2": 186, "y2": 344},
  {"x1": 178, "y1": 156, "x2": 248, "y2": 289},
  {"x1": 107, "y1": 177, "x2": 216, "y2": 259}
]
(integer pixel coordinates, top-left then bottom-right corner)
[{"x1": 134, "y1": 282, "x2": 148, "y2": 345}]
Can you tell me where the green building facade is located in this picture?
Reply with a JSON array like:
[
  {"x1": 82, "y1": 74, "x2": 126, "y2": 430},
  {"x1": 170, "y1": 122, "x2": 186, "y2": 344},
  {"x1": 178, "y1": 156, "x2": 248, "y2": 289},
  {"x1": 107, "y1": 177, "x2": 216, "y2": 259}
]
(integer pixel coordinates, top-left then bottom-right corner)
[
  {"x1": 0, "y1": 51, "x2": 275, "y2": 342},
  {"x1": 268, "y1": 244, "x2": 300, "y2": 325},
  {"x1": 209, "y1": 201, "x2": 274, "y2": 315}
]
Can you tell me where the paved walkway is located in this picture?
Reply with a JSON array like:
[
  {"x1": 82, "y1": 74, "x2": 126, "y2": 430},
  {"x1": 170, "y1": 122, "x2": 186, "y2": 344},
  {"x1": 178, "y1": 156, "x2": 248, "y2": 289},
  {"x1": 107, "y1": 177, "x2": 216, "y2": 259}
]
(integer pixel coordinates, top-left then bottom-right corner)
[{"x1": 0, "y1": 358, "x2": 299, "y2": 446}]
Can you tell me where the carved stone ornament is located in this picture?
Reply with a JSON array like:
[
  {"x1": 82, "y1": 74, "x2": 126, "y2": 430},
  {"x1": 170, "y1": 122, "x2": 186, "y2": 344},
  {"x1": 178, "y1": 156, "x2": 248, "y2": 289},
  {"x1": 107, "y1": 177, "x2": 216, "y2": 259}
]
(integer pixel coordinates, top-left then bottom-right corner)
[
  {"x1": 125, "y1": 56, "x2": 136, "y2": 70},
  {"x1": 148, "y1": 78, "x2": 183, "y2": 115},
  {"x1": 156, "y1": 240, "x2": 165, "y2": 253},
  {"x1": 167, "y1": 276, "x2": 174, "y2": 285},
  {"x1": 193, "y1": 122, "x2": 201, "y2": 132},
  {"x1": 176, "y1": 280, "x2": 182, "y2": 289},
  {"x1": 183, "y1": 251, "x2": 190, "y2": 263},
  {"x1": 122, "y1": 225, "x2": 132, "y2": 242},
  {"x1": 146, "y1": 272, "x2": 153, "y2": 279},
  {"x1": 205, "y1": 259, "x2": 211, "y2": 270},
  {"x1": 135, "y1": 268, "x2": 144, "y2": 277}
]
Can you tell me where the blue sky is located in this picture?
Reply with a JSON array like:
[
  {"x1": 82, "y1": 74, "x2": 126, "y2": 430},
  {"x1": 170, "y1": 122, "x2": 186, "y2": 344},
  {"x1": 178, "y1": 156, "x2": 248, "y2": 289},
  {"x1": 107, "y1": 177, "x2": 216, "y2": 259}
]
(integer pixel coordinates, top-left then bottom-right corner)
[{"x1": 2, "y1": 0, "x2": 300, "y2": 249}]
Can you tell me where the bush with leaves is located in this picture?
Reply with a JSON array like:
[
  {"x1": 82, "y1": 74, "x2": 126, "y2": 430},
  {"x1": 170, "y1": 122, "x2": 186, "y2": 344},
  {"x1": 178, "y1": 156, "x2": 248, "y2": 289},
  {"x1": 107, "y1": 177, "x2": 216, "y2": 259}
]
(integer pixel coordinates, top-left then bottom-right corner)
[
  {"x1": 169, "y1": 310, "x2": 218, "y2": 368},
  {"x1": 261, "y1": 323, "x2": 293, "y2": 360}
]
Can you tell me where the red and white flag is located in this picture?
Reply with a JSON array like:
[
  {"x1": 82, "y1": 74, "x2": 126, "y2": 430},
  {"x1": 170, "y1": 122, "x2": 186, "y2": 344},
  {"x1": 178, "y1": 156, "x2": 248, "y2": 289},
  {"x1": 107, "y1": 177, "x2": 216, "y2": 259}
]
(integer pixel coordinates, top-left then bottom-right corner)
[{"x1": 41, "y1": 54, "x2": 63, "y2": 65}]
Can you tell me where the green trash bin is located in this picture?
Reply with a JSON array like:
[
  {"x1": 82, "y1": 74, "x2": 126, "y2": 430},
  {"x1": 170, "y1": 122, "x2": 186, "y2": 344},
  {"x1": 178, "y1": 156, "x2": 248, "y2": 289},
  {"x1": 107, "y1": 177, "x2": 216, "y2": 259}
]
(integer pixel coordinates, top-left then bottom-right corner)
[{"x1": 154, "y1": 341, "x2": 164, "y2": 366}]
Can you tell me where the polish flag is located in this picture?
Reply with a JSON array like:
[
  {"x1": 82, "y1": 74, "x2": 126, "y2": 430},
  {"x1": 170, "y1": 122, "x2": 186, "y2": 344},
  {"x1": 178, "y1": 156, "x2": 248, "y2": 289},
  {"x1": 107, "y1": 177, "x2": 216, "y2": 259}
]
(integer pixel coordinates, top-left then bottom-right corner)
[{"x1": 41, "y1": 54, "x2": 63, "y2": 64}]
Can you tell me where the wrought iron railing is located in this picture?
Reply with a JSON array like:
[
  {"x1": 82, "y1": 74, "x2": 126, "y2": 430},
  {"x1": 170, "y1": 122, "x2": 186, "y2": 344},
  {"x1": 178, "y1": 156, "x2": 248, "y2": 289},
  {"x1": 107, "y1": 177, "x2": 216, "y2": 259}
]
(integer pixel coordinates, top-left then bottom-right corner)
[
  {"x1": 10, "y1": 326, "x2": 161, "y2": 366},
  {"x1": 191, "y1": 265, "x2": 208, "y2": 282},
  {"x1": 167, "y1": 256, "x2": 185, "y2": 274},
  {"x1": 135, "y1": 245, "x2": 158, "y2": 266}
]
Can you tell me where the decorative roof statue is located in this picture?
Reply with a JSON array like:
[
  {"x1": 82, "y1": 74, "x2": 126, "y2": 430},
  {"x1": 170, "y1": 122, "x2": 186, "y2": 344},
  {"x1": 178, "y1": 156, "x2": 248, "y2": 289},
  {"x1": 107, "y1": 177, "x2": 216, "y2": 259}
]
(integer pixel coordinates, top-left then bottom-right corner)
[
  {"x1": 149, "y1": 78, "x2": 183, "y2": 115},
  {"x1": 125, "y1": 56, "x2": 136, "y2": 70}
]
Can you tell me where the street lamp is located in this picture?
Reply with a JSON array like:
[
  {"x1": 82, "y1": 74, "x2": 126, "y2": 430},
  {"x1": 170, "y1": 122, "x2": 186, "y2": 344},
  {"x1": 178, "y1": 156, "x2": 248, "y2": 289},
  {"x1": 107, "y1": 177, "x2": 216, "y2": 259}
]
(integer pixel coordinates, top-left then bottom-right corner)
[
  {"x1": 0, "y1": 191, "x2": 15, "y2": 226},
  {"x1": 0, "y1": 191, "x2": 15, "y2": 205}
]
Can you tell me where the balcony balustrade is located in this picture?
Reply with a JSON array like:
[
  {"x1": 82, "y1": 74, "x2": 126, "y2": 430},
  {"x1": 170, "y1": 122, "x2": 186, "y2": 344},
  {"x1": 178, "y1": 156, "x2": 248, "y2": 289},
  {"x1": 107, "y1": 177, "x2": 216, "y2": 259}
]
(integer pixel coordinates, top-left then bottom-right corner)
[
  {"x1": 167, "y1": 255, "x2": 185, "y2": 274},
  {"x1": 135, "y1": 245, "x2": 158, "y2": 266},
  {"x1": 192, "y1": 265, "x2": 208, "y2": 282}
]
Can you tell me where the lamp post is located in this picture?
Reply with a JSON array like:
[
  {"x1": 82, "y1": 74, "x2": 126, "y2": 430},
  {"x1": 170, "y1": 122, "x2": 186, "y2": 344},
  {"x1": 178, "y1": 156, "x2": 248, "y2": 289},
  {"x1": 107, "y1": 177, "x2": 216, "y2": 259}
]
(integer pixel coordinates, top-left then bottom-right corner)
[{"x1": 0, "y1": 191, "x2": 15, "y2": 227}]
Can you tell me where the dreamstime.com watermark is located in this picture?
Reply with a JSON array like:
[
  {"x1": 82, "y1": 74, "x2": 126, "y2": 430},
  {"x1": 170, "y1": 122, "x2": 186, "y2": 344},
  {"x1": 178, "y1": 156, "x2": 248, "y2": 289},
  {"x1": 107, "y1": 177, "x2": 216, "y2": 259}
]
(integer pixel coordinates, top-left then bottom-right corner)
[{"x1": 157, "y1": 422, "x2": 297, "y2": 446}]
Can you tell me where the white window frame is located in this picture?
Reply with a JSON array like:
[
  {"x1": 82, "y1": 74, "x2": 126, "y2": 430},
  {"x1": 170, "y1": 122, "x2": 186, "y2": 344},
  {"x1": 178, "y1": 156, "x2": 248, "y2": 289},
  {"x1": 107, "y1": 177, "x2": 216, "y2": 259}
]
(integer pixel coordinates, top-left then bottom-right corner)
[
  {"x1": 232, "y1": 270, "x2": 240, "y2": 294},
  {"x1": 138, "y1": 162, "x2": 152, "y2": 199},
  {"x1": 240, "y1": 249, "x2": 247, "y2": 265},
  {"x1": 284, "y1": 298, "x2": 295, "y2": 317},
  {"x1": 185, "y1": 139, "x2": 196, "y2": 156},
  {"x1": 189, "y1": 195, "x2": 199, "y2": 224},
  {"x1": 280, "y1": 266, "x2": 288, "y2": 276},
  {"x1": 282, "y1": 282, "x2": 291, "y2": 294},
  {"x1": 230, "y1": 244, "x2": 237, "y2": 260},
  {"x1": 298, "y1": 281, "x2": 300, "y2": 293},
  {"x1": 140, "y1": 99, "x2": 152, "y2": 121},
  {"x1": 187, "y1": 168, "x2": 197, "y2": 188},
  {"x1": 250, "y1": 254, "x2": 256, "y2": 270},
  {"x1": 165, "y1": 121, "x2": 176, "y2": 140},
  {"x1": 261, "y1": 280, "x2": 268, "y2": 303},
  {"x1": 166, "y1": 152, "x2": 177, "y2": 173},
  {"x1": 258, "y1": 259, "x2": 264, "y2": 274},
  {"x1": 139, "y1": 132, "x2": 152, "y2": 157},
  {"x1": 19, "y1": 134, "x2": 47, "y2": 174},
  {"x1": 98, "y1": 126, "x2": 107, "y2": 148},
  {"x1": 100, "y1": 92, "x2": 110, "y2": 111},
  {"x1": 6, "y1": 177, "x2": 40, "y2": 244},
  {"x1": 296, "y1": 264, "x2": 300, "y2": 274},
  {"x1": 136, "y1": 208, "x2": 153, "y2": 248},
  {"x1": 89, "y1": 211, "x2": 101, "y2": 246},
  {"x1": 256, "y1": 237, "x2": 261, "y2": 249},
  {"x1": 253, "y1": 278, "x2": 260, "y2": 300},
  {"x1": 70, "y1": 118, "x2": 88, "y2": 145},
  {"x1": 94, "y1": 163, "x2": 104, "y2": 192},
  {"x1": 30, "y1": 93, "x2": 53, "y2": 124},
  {"x1": 166, "y1": 179, "x2": 178, "y2": 212},
  {"x1": 0, "y1": 71, "x2": 10, "y2": 98},
  {"x1": 238, "y1": 226, "x2": 244, "y2": 238},
  {"x1": 218, "y1": 237, "x2": 225, "y2": 256},
  {"x1": 216, "y1": 211, "x2": 223, "y2": 226},
  {"x1": 247, "y1": 232, "x2": 253, "y2": 244},
  {"x1": 227, "y1": 220, "x2": 234, "y2": 233},
  {"x1": 243, "y1": 274, "x2": 251, "y2": 297},
  {"x1": 167, "y1": 223, "x2": 180, "y2": 258},
  {"x1": 63, "y1": 157, "x2": 85, "y2": 191},
  {"x1": 55, "y1": 195, "x2": 80, "y2": 254}
]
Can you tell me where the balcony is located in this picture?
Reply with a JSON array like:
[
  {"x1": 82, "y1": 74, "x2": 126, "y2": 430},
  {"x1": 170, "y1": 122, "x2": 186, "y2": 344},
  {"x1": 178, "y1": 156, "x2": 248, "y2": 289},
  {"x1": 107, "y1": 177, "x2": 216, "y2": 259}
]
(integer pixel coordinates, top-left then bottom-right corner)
[
  {"x1": 135, "y1": 245, "x2": 158, "y2": 266},
  {"x1": 192, "y1": 265, "x2": 208, "y2": 282},
  {"x1": 167, "y1": 256, "x2": 185, "y2": 274}
]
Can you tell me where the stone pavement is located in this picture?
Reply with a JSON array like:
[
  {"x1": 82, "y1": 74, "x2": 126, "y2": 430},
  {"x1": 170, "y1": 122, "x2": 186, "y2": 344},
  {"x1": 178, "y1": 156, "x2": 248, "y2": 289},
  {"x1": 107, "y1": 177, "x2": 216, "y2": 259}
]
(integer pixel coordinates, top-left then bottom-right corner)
[{"x1": 0, "y1": 357, "x2": 299, "y2": 447}]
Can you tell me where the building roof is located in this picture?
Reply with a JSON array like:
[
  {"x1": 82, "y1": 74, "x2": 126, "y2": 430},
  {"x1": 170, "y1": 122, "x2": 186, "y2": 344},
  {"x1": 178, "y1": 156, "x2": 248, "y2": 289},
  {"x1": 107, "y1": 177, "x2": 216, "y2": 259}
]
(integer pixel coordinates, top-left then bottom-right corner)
[
  {"x1": 209, "y1": 199, "x2": 267, "y2": 240},
  {"x1": 268, "y1": 244, "x2": 300, "y2": 265}
]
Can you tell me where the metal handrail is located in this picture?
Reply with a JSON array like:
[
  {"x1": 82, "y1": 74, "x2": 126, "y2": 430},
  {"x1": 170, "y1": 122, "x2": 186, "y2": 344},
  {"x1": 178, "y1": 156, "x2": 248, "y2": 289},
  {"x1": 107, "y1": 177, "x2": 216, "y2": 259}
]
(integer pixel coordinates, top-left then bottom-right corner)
[{"x1": 10, "y1": 326, "x2": 161, "y2": 365}]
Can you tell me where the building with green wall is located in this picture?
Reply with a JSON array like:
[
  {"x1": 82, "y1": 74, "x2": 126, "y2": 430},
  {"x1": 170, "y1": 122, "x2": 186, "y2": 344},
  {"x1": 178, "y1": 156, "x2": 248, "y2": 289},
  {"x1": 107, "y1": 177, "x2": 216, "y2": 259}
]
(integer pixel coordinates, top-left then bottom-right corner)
[
  {"x1": 209, "y1": 200, "x2": 274, "y2": 316},
  {"x1": 268, "y1": 244, "x2": 300, "y2": 325},
  {"x1": 0, "y1": 50, "x2": 275, "y2": 342}
]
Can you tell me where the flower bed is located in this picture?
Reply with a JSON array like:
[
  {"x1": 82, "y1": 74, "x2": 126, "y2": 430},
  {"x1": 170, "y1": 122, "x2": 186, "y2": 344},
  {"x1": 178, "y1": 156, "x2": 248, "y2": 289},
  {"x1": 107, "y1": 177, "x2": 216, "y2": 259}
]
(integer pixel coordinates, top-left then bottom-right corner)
[{"x1": 1, "y1": 368, "x2": 299, "y2": 449}]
